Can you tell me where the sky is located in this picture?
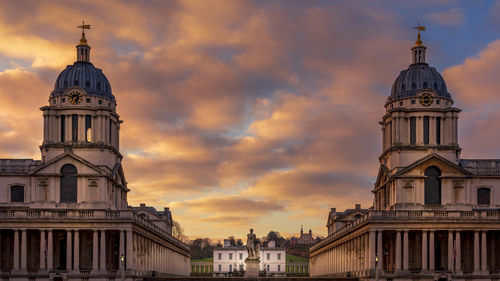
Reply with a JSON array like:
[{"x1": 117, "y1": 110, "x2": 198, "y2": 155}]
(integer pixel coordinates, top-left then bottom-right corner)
[{"x1": 1, "y1": 0, "x2": 500, "y2": 241}]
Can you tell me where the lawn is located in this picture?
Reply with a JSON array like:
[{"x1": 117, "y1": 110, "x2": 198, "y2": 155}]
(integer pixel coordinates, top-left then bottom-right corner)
[
  {"x1": 286, "y1": 254, "x2": 308, "y2": 263},
  {"x1": 191, "y1": 257, "x2": 213, "y2": 262}
]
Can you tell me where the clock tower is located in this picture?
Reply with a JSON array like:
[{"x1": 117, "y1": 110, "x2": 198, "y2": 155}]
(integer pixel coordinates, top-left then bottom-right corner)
[
  {"x1": 40, "y1": 24, "x2": 122, "y2": 171},
  {"x1": 379, "y1": 27, "x2": 461, "y2": 175}
]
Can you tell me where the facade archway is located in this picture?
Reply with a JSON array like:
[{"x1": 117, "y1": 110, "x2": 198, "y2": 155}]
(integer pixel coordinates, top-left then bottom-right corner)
[
  {"x1": 424, "y1": 166, "x2": 441, "y2": 205},
  {"x1": 60, "y1": 164, "x2": 77, "y2": 203}
]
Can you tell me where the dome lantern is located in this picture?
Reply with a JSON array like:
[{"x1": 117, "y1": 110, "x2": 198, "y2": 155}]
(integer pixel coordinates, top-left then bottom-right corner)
[
  {"x1": 76, "y1": 21, "x2": 91, "y2": 63},
  {"x1": 411, "y1": 24, "x2": 426, "y2": 64}
]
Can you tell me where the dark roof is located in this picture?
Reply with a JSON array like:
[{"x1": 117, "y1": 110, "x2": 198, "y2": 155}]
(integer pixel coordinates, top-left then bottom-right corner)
[
  {"x1": 460, "y1": 159, "x2": 500, "y2": 176},
  {"x1": 52, "y1": 62, "x2": 114, "y2": 100},
  {"x1": 388, "y1": 63, "x2": 451, "y2": 103}
]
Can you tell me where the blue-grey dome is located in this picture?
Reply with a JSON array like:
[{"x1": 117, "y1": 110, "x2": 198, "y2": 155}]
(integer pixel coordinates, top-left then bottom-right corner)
[
  {"x1": 388, "y1": 63, "x2": 452, "y2": 103},
  {"x1": 51, "y1": 62, "x2": 114, "y2": 100}
]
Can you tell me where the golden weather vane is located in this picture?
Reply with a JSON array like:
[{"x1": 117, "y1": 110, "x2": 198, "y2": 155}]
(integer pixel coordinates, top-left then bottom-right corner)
[
  {"x1": 77, "y1": 21, "x2": 91, "y2": 45},
  {"x1": 413, "y1": 23, "x2": 426, "y2": 46},
  {"x1": 77, "y1": 20, "x2": 91, "y2": 34}
]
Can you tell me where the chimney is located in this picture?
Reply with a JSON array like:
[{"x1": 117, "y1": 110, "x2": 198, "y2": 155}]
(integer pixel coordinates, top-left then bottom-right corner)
[
  {"x1": 355, "y1": 204, "x2": 361, "y2": 210},
  {"x1": 140, "y1": 203, "x2": 145, "y2": 207},
  {"x1": 164, "y1": 207, "x2": 170, "y2": 213},
  {"x1": 268, "y1": 240, "x2": 275, "y2": 248},
  {"x1": 223, "y1": 239, "x2": 230, "y2": 248}
]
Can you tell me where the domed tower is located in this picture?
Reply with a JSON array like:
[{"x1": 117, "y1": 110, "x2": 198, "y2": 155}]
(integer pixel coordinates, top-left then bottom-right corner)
[
  {"x1": 379, "y1": 28, "x2": 461, "y2": 173},
  {"x1": 40, "y1": 27, "x2": 122, "y2": 170}
]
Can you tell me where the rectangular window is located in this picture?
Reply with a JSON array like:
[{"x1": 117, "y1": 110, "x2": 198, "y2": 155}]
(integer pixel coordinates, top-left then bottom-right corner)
[
  {"x1": 11, "y1": 186, "x2": 24, "y2": 202},
  {"x1": 109, "y1": 119, "x2": 112, "y2": 143},
  {"x1": 229, "y1": 264, "x2": 232, "y2": 272},
  {"x1": 218, "y1": 264, "x2": 221, "y2": 271},
  {"x1": 436, "y1": 117, "x2": 441, "y2": 145},
  {"x1": 278, "y1": 264, "x2": 281, "y2": 272},
  {"x1": 60, "y1": 115, "x2": 66, "y2": 142},
  {"x1": 239, "y1": 253, "x2": 243, "y2": 260},
  {"x1": 72, "y1": 114, "x2": 78, "y2": 142},
  {"x1": 388, "y1": 121, "x2": 392, "y2": 145},
  {"x1": 410, "y1": 117, "x2": 416, "y2": 145},
  {"x1": 267, "y1": 253, "x2": 270, "y2": 260},
  {"x1": 423, "y1": 116, "x2": 429, "y2": 144},
  {"x1": 218, "y1": 253, "x2": 221, "y2": 260},
  {"x1": 267, "y1": 264, "x2": 270, "y2": 271},
  {"x1": 277, "y1": 253, "x2": 281, "y2": 260},
  {"x1": 85, "y1": 115, "x2": 92, "y2": 142},
  {"x1": 229, "y1": 253, "x2": 233, "y2": 260}
]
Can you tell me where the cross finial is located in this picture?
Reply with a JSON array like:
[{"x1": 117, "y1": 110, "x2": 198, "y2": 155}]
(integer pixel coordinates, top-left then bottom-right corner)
[
  {"x1": 413, "y1": 23, "x2": 426, "y2": 46},
  {"x1": 77, "y1": 21, "x2": 91, "y2": 45}
]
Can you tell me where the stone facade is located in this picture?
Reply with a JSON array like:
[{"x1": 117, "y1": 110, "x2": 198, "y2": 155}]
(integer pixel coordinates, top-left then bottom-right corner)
[
  {"x1": 309, "y1": 33, "x2": 500, "y2": 280},
  {"x1": 0, "y1": 32, "x2": 190, "y2": 280}
]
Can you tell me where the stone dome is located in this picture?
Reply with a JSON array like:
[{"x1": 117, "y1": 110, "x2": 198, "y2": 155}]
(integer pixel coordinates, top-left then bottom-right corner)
[
  {"x1": 388, "y1": 63, "x2": 451, "y2": 103},
  {"x1": 51, "y1": 61, "x2": 114, "y2": 100}
]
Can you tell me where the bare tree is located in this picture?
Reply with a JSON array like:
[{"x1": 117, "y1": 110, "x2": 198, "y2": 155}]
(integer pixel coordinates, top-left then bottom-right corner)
[{"x1": 172, "y1": 220, "x2": 188, "y2": 242}]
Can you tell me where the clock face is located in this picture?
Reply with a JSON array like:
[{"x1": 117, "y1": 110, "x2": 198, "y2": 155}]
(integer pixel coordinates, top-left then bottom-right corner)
[
  {"x1": 69, "y1": 91, "x2": 82, "y2": 105},
  {"x1": 419, "y1": 92, "x2": 433, "y2": 107}
]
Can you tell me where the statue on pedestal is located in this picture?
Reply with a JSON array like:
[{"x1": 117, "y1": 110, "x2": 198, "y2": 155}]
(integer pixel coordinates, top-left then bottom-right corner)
[
  {"x1": 245, "y1": 228, "x2": 260, "y2": 278},
  {"x1": 246, "y1": 228, "x2": 260, "y2": 259}
]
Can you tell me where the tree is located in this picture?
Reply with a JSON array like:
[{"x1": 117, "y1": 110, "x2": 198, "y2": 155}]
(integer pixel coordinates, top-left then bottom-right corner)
[
  {"x1": 236, "y1": 238, "x2": 243, "y2": 246},
  {"x1": 267, "y1": 231, "x2": 286, "y2": 247},
  {"x1": 172, "y1": 220, "x2": 188, "y2": 242},
  {"x1": 227, "y1": 236, "x2": 236, "y2": 246},
  {"x1": 189, "y1": 238, "x2": 214, "y2": 259}
]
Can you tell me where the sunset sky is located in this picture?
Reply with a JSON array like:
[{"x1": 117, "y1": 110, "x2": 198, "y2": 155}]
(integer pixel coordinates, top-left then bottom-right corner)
[{"x1": 1, "y1": 0, "x2": 500, "y2": 241}]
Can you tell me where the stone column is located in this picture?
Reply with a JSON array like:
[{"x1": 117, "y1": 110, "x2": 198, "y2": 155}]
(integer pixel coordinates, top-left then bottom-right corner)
[
  {"x1": 73, "y1": 230, "x2": 79, "y2": 271},
  {"x1": 448, "y1": 230, "x2": 453, "y2": 271},
  {"x1": 429, "y1": 231, "x2": 435, "y2": 271},
  {"x1": 66, "y1": 230, "x2": 72, "y2": 271},
  {"x1": 93, "y1": 230, "x2": 99, "y2": 272},
  {"x1": 474, "y1": 231, "x2": 480, "y2": 273},
  {"x1": 456, "y1": 231, "x2": 461, "y2": 273},
  {"x1": 403, "y1": 230, "x2": 409, "y2": 271},
  {"x1": 100, "y1": 230, "x2": 106, "y2": 270},
  {"x1": 119, "y1": 230, "x2": 125, "y2": 270},
  {"x1": 422, "y1": 230, "x2": 428, "y2": 271},
  {"x1": 13, "y1": 229, "x2": 19, "y2": 270},
  {"x1": 481, "y1": 231, "x2": 487, "y2": 273},
  {"x1": 377, "y1": 231, "x2": 383, "y2": 272},
  {"x1": 396, "y1": 230, "x2": 402, "y2": 271},
  {"x1": 47, "y1": 230, "x2": 53, "y2": 270},
  {"x1": 40, "y1": 230, "x2": 46, "y2": 270},
  {"x1": 126, "y1": 230, "x2": 134, "y2": 271},
  {"x1": 20, "y1": 229, "x2": 27, "y2": 271},
  {"x1": 369, "y1": 230, "x2": 376, "y2": 270}
]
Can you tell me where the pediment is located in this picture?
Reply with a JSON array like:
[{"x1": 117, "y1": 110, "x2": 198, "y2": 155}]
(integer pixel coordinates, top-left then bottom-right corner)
[
  {"x1": 30, "y1": 153, "x2": 105, "y2": 176},
  {"x1": 395, "y1": 153, "x2": 472, "y2": 178}
]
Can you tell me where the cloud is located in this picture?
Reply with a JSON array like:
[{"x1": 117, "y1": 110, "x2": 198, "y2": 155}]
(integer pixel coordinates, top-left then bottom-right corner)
[
  {"x1": 427, "y1": 8, "x2": 465, "y2": 26},
  {"x1": 1, "y1": 0, "x2": 494, "y2": 240},
  {"x1": 443, "y1": 39, "x2": 500, "y2": 158}
]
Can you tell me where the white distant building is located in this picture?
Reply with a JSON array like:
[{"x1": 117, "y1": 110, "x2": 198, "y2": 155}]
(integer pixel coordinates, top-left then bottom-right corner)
[{"x1": 213, "y1": 240, "x2": 285, "y2": 276}]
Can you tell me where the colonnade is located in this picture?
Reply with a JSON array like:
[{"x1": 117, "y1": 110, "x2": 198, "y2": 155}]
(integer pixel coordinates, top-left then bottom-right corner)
[
  {"x1": 133, "y1": 232, "x2": 187, "y2": 276},
  {"x1": 42, "y1": 112, "x2": 118, "y2": 148},
  {"x1": 383, "y1": 114, "x2": 458, "y2": 150},
  {"x1": 3, "y1": 228, "x2": 133, "y2": 273},
  {"x1": 311, "y1": 229, "x2": 493, "y2": 277}
]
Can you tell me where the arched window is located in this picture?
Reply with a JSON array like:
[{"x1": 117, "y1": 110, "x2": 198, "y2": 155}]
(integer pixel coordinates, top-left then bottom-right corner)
[
  {"x1": 11, "y1": 185, "x2": 24, "y2": 202},
  {"x1": 412, "y1": 82, "x2": 417, "y2": 89},
  {"x1": 477, "y1": 188, "x2": 491, "y2": 205},
  {"x1": 423, "y1": 82, "x2": 428, "y2": 88},
  {"x1": 60, "y1": 164, "x2": 77, "y2": 203},
  {"x1": 424, "y1": 166, "x2": 441, "y2": 205}
]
